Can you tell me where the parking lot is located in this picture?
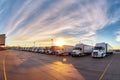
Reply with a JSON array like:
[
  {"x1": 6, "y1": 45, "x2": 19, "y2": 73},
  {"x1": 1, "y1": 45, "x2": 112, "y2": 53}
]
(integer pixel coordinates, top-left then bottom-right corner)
[{"x1": 0, "y1": 50, "x2": 119, "y2": 80}]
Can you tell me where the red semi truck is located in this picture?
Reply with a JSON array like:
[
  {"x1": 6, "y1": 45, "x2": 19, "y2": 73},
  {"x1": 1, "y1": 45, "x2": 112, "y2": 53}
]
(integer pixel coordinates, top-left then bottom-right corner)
[
  {"x1": 0, "y1": 46, "x2": 5, "y2": 50},
  {"x1": 0, "y1": 34, "x2": 5, "y2": 51}
]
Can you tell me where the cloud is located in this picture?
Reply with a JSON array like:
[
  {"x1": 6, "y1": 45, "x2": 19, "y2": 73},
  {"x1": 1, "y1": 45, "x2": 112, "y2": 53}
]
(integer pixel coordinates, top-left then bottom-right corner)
[
  {"x1": 107, "y1": 0, "x2": 120, "y2": 24},
  {"x1": 5, "y1": 0, "x2": 45, "y2": 35},
  {"x1": 4, "y1": 0, "x2": 120, "y2": 45}
]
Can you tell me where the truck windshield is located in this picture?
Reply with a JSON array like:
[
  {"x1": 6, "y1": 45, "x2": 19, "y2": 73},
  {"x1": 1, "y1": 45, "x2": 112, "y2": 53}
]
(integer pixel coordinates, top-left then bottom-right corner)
[
  {"x1": 94, "y1": 47, "x2": 104, "y2": 50},
  {"x1": 74, "y1": 47, "x2": 82, "y2": 50}
]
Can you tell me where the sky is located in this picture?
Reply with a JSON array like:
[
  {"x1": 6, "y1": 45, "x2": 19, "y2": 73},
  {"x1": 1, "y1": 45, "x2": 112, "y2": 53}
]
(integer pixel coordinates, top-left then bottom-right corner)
[{"x1": 0, "y1": 0, "x2": 120, "y2": 49}]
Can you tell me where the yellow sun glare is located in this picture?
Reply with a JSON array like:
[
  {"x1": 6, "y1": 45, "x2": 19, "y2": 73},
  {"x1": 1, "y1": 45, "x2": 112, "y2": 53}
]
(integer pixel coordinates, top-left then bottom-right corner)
[{"x1": 55, "y1": 38, "x2": 65, "y2": 46}]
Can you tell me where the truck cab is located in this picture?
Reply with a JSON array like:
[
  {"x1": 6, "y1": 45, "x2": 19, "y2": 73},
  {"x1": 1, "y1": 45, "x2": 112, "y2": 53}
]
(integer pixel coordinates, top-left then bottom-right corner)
[
  {"x1": 92, "y1": 46, "x2": 106, "y2": 57},
  {"x1": 92, "y1": 42, "x2": 113, "y2": 58},
  {"x1": 72, "y1": 47, "x2": 83, "y2": 56},
  {"x1": 55, "y1": 49, "x2": 64, "y2": 55},
  {"x1": 71, "y1": 43, "x2": 93, "y2": 57}
]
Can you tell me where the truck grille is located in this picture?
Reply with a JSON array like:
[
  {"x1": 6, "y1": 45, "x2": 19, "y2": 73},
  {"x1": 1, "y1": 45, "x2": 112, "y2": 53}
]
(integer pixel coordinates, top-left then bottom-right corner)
[
  {"x1": 72, "y1": 52, "x2": 76, "y2": 54},
  {"x1": 93, "y1": 52, "x2": 98, "y2": 56}
]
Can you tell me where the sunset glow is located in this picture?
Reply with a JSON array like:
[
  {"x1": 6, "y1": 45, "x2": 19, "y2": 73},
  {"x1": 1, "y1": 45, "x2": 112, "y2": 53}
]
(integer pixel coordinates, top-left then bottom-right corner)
[
  {"x1": 0, "y1": 0, "x2": 120, "y2": 49},
  {"x1": 55, "y1": 38, "x2": 66, "y2": 46}
]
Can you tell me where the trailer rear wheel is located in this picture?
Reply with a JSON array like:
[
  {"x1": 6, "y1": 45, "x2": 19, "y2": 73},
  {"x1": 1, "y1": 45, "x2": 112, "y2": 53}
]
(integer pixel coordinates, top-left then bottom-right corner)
[
  {"x1": 68, "y1": 53, "x2": 71, "y2": 56},
  {"x1": 55, "y1": 52, "x2": 59, "y2": 56},
  {"x1": 72, "y1": 55, "x2": 75, "y2": 57}
]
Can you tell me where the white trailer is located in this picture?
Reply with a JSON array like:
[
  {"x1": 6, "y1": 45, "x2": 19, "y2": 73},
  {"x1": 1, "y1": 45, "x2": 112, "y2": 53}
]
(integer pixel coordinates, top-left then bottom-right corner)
[
  {"x1": 92, "y1": 42, "x2": 113, "y2": 58},
  {"x1": 71, "y1": 43, "x2": 93, "y2": 56},
  {"x1": 55, "y1": 45, "x2": 74, "y2": 56}
]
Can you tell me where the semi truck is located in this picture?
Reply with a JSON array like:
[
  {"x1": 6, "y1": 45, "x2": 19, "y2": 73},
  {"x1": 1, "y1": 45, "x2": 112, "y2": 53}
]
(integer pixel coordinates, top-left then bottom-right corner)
[
  {"x1": 71, "y1": 43, "x2": 93, "y2": 56},
  {"x1": 44, "y1": 47, "x2": 52, "y2": 54},
  {"x1": 92, "y1": 42, "x2": 113, "y2": 58},
  {"x1": 0, "y1": 34, "x2": 5, "y2": 45},
  {"x1": 0, "y1": 34, "x2": 5, "y2": 51},
  {"x1": 55, "y1": 45, "x2": 74, "y2": 56},
  {"x1": 44, "y1": 46, "x2": 59, "y2": 55},
  {"x1": 0, "y1": 46, "x2": 5, "y2": 51}
]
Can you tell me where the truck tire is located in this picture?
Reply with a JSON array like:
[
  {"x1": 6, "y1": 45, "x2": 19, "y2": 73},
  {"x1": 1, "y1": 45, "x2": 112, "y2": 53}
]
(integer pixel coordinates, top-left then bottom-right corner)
[
  {"x1": 72, "y1": 55, "x2": 75, "y2": 57},
  {"x1": 68, "y1": 53, "x2": 71, "y2": 56},
  {"x1": 55, "y1": 52, "x2": 59, "y2": 56}
]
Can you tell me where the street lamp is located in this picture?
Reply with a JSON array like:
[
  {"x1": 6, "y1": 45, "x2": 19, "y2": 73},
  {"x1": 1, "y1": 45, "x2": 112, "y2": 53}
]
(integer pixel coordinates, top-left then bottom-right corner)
[
  {"x1": 51, "y1": 39, "x2": 54, "y2": 46},
  {"x1": 33, "y1": 41, "x2": 35, "y2": 47}
]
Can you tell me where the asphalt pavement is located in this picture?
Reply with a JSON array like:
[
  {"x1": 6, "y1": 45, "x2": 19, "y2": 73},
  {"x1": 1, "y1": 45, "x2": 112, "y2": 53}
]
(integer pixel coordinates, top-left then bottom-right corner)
[{"x1": 0, "y1": 50, "x2": 119, "y2": 80}]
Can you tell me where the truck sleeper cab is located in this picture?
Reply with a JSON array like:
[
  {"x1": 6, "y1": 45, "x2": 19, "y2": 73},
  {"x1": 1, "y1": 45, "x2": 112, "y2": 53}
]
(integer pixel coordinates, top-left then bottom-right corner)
[
  {"x1": 71, "y1": 43, "x2": 93, "y2": 57},
  {"x1": 92, "y1": 43, "x2": 113, "y2": 58},
  {"x1": 55, "y1": 45, "x2": 73, "y2": 56},
  {"x1": 92, "y1": 47, "x2": 106, "y2": 57},
  {"x1": 72, "y1": 47, "x2": 83, "y2": 56}
]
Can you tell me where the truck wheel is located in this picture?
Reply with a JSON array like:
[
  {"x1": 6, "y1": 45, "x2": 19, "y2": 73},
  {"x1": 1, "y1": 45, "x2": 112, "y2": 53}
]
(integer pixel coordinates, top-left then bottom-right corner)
[
  {"x1": 79, "y1": 54, "x2": 82, "y2": 56},
  {"x1": 72, "y1": 55, "x2": 75, "y2": 57},
  {"x1": 56, "y1": 52, "x2": 58, "y2": 56},
  {"x1": 111, "y1": 52, "x2": 113, "y2": 54},
  {"x1": 68, "y1": 53, "x2": 71, "y2": 56}
]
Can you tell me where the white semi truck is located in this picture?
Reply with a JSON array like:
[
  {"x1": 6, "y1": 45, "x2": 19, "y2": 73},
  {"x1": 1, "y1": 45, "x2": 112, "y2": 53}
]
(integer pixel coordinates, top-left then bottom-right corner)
[
  {"x1": 92, "y1": 42, "x2": 113, "y2": 58},
  {"x1": 55, "y1": 45, "x2": 74, "y2": 56},
  {"x1": 71, "y1": 43, "x2": 93, "y2": 56}
]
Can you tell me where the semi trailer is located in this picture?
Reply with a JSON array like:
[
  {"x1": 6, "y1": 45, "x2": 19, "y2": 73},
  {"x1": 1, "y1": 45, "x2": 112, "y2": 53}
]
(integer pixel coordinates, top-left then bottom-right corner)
[
  {"x1": 55, "y1": 45, "x2": 74, "y2": 56},
  {"x1": 92, "y1": 42, "x2": 113, "y2": 58},
  {"x1": 71, "y1": 43, "x2": 93, "y2": 56}
]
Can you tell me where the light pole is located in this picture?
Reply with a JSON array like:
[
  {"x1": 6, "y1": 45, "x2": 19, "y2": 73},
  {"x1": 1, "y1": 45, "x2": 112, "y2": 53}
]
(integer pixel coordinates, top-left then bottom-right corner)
[
  {"x1": 51, "y1": 39, "x2": 53, "y2": 46},
  {"x1": 33, "y1": 41, "x2": 35, "y2": 47}
]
